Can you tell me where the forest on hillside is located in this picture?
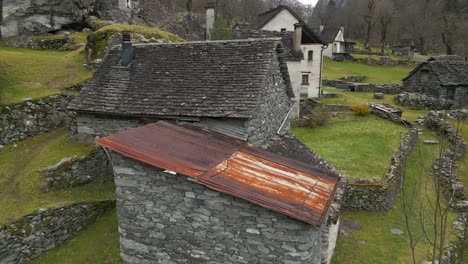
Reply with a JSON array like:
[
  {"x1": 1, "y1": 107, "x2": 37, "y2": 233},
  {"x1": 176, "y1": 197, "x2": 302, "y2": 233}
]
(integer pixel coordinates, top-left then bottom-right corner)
[{"x1": 144, "y1": 0, "x2": 468, "y2": 56}]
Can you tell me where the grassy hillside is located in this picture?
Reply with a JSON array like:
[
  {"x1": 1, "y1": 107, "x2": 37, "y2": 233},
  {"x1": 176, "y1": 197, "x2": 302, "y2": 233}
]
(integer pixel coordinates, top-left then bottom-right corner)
[
  {"x1": 0, "y1": 43, "x2": 91, "y2": 105},
  {"x1": 0, "y1": 128, "x2": 115, "y2": 224},
  {"x1": 31, "y1": 209, "x2": 122, "y2": 264},
  {"x1": 323, "y1": 57, "x2": 413, "y2": 84},
  {"x1": 293, "y1": 114, "x2": 407, "y2": 179},
  {"x1": 332, "y1": 132, "x2": 458, "y2": 264}
]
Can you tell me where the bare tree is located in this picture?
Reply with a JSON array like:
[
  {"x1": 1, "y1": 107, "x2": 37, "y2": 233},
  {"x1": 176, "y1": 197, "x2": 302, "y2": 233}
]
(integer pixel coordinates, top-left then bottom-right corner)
[
  {"x1": 361, "y1": 0, "x2": 377, "y2": 49},
  {"x1": 376, "y1": 0, "x2": 396, "y2": 53}
]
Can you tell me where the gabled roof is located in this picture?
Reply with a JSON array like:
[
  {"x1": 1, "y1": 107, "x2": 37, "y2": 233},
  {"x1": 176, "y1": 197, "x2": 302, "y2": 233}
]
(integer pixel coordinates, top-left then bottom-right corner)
[
  {"x1": 233, "y1": 30, "x2": 302, "y2": 60},
  {"x1": 68, "y1": 39, "x2": 293, "y2": 119},
  {"x1": 97, "y1": 121, "x2": 340, "y2": 226},
  {"x1": 403, "y1": 55, "x2": 468, "y2": 86},
  {"x1": 255, "y1": 5, "x2": 301, "y2": 30},
  {"x1": 233, "y1": 28, "x2": 324, "y2": 61},
  {"x1": 317, "y1": 27, "x2": 340, "y2": 44}
]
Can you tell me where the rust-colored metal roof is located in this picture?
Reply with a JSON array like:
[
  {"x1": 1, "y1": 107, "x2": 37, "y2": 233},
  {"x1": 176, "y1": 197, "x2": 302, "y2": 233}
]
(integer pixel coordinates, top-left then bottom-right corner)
[{"x1": 96, "y1": 121, "x2": 340, "y2": 226}]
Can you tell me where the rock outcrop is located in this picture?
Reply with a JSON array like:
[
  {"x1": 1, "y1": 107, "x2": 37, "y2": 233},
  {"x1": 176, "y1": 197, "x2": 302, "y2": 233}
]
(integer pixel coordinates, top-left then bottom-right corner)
[{"x1": 1, "y1": 0, "x2": 96, "y2": 38}]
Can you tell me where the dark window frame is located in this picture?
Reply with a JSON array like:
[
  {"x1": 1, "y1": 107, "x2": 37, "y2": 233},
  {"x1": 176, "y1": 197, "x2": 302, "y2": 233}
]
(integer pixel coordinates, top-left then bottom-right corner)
[
  {"x1": 308, "y1": 51, "x2": 313, "y2": 61},
  {"x1": 302, "y1": 74, "x2": 310, "y2": 85}
]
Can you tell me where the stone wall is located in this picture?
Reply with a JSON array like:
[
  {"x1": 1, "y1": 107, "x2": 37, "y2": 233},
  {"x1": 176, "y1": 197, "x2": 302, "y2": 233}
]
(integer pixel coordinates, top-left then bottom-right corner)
[
  {"x1": 246, "y1": 52, "x2": 292, "y2": 147},
  {"x1": 4, "y1": 35, "x2": 79, "y2": 51},
  {"x1": 0, "y1": 95, "x2": 73, "y2": 145},
  {"x1": 0, "y1": 200, "x2": 115, "y2": 263},
  {"x1": 111, "y1": 152, "x2": 329, "y2": 264},
  {"x1": 351, "y1": 56, "x2": 419, "y2": 67},
  {"x1": 395, "y1": 92, "x2": 455, "y2": 110},
  {"x1": 423, "y1": 111, "x2": 468, "y2": 264},
  {"x1": 39, "y1": 148, "x2": 113, "y2": 191},
  {"x1": 344, "y1": 128, "x2": 419, "y2": 210},
  {"x1": 322, "y1": 79, "x2": 403, "y2": 94},
  {"x1": 74, "y1": 113, "x2": 143, "y2": 142}
]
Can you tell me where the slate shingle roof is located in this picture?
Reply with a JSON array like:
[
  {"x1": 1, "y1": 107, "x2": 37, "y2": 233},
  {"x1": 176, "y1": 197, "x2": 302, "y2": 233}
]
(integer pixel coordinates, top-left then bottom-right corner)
[
  {"x1": 233, "y1": 30, "x2": 302, "y2": 60},
  {"x1": 68, "y1": 39, "x2": 293, "y2": 118},
  {"x1": 403, "y1": 55, "x2": 468, "y2": 86},
  {"x1": 317, "y1": 27, "x2": 339, "y2": 44}
]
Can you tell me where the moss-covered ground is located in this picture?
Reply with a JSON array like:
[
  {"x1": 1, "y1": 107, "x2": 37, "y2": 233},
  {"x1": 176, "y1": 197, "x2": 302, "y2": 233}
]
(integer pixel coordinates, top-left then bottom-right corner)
[
  {"x1": 88, "y1": 24, "x2": 184, "y2": 59},
  {"x1": 0, "y1": 128, "x2": 115, "y2": 224},
  {"x1": 323, "y1": 57, "x2": 413, "y2": 84},
  {"x1": 0, "y1": 43, "x2": 91, "y2": 105},
  {"x1": 293, "y1": 113, "x2": 407, "y2": 179}
]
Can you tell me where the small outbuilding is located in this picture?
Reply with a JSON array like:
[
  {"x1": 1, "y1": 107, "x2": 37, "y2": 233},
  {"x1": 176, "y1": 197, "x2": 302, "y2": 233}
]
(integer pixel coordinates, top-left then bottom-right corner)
[
  {"x1": 97, "y1": 121, "x2": 344, "y2": 264},
  {"x1": 403, "y1": 55, "x2": 468, "y2": 107}
]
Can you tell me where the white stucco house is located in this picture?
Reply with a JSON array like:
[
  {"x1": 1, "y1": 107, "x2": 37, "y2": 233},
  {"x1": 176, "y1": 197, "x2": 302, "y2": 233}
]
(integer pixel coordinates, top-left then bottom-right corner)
[
  {"x1": 317, "y1": 25, "x2": 355, "y2": 60},
  {"x1": 232, "y1": 5, "x2": 327, "y2": 118}
]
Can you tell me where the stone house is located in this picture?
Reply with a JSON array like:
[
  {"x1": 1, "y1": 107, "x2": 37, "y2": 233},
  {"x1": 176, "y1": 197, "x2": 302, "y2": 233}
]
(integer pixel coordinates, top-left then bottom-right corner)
[
  {"x1": 68, "y1": 37, "x2": 295, "y2": 147},
  {"x1": 316, "y1": 25, "x2": 355, "y2": 60},
  {"x1": 392, "y1": 40, "x2": 415, "y2": 57},
  {"x1": 232, "y1": 5, "x2": 326, "y2": 118},
  {"x1": 97, "y1": 120, "x2": 345, "y2": 264},
  {"x1": 403, "y1": 55, "x2": 468, "y2": 107}
]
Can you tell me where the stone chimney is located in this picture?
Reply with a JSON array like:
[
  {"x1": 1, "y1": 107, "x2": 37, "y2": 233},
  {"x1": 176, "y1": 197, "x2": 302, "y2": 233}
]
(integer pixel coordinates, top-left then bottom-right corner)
[
  {"x1": 294, "y1": 23, "x2": 303, "y2": 54},
  {"x1": 121, "y1": 32, "x2": 133, "y2": 66},
  {"x1": 319, "y1": 25, "x2": 324, "y2": 33},
  {"x1": 205, "y1": 2, "x2": 215, "y2": 40}
]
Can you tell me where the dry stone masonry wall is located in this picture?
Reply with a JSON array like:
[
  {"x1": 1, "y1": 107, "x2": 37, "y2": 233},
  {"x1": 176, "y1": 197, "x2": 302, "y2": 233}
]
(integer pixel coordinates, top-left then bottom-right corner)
[
  {"x1": 322, "y1": 79, "x2": 403, "y2": 94},
  {"x1": 0, "y1": 201, "x2": 115, "y2": 263},
  {"x1": 39, "y1": 148, "x2": 113, "y2": 191},
  {"x1": 0, "y1": 95, "x2": 73, "y2": 145},
  {"x1": 423, "y1": 111, "x2": 468, "y2": 263},
  {"x1": 395, "y1": 93, "x2": 455, "y2": 110},
  {"x1": 112, "y1": 153, "x2": 330, "y2": 264},
  {"x1": 344, "y1": 128, "x2": 419, "y2": 210}
]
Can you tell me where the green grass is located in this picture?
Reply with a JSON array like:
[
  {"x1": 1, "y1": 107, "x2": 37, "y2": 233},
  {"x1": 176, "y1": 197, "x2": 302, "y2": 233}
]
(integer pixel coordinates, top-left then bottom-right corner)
[
  {"x1": 0, "y1": 43, "x2": 92, "y2": 105},
  {"x1": 292, "y1": 114, "x2": 407, "y2": 179},
  {"x1": 30, "y1": 209, "x2": 122, "y2": 264},
  {"x1": 323, "y1": 57, "x2": 413, "y2": 84},
  {"x1": 88, "y1": 24, "x2": 184, "y2": 59},
  {"x1": 332, "y1": 133, "x2": 458, "y2": 264},
  {"x1": 0, "y1": 128, "x2": 115, "y2": 224},
  {"x1": 321, "y1": 88, "x2": 429, "y2": 122}
]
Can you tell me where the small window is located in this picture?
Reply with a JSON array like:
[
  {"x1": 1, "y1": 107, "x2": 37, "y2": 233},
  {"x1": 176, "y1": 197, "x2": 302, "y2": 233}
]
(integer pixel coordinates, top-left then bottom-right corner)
[
  {"x1": 281, "y1": 28, "x2": 286, "y2": 32},
  {"x1": 302, "y1": 74, "x2": 309, "y2": 85},
  {"x1": 308, "y1": 51, "x2": 314, "y2": 61},
  {"x1": 447, "y1": 87, "x2": 456, "y2": 100}
]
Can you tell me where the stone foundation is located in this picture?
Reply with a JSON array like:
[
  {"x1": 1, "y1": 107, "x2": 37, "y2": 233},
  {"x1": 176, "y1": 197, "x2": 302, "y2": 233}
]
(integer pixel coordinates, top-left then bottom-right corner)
[
  {"x1": 111, "y1": 152, "x2": 333, "y2": 264},
  {"x1": 0, "y1": 95, "x2": 73, "y2": 145},
  {"x1": 0, "y1": 200, "x2": 115, "y2": 263}
]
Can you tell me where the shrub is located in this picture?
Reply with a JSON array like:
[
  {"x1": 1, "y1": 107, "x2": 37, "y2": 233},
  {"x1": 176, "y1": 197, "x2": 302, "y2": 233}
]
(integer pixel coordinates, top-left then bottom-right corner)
[
  {"x1": 293, "y1": 107, "x2": 330, "y2": 128},
  {"x1": 351, "y1": 104, "x2": 371, "y2": 116}
]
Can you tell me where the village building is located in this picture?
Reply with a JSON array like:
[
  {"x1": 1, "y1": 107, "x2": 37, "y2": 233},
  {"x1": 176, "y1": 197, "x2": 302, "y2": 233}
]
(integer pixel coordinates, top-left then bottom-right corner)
[
  {"x1": 316, "y1": 25, "x2": 355, "y2": 60},
  {"x1": 232, "y1": 5, "x2": 326, "y2": 118},
  {"x1": 392, "y1": 40, "x2": 416, "y2": 57},
  {"x1": 97, "y1": 120, "x2": 344, "y2": 264},
  {"x1": 68, "y1": 37, "x2": 295, "y2": 147},
  {"x1": 403, "y1": 55, "x2": 468, "y2": 107}
]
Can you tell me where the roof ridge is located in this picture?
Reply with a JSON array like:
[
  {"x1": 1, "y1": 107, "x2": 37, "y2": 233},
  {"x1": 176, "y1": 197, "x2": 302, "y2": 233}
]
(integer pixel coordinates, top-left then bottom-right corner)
[{"x1": 111, "y1": 38, "x2": 284, "y2": 49}]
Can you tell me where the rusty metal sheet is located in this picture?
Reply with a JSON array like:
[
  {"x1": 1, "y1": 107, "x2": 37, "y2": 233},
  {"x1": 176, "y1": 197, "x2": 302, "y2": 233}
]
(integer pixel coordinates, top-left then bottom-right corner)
[{"x1": 96, "y1": 121, "x2": 339, "y2": 226}]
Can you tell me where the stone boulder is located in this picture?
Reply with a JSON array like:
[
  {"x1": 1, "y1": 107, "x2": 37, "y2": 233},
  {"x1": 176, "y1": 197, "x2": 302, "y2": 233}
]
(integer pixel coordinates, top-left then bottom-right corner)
[{"x1": 1, "y1": 0, "x2": 96, "y2": 38}]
